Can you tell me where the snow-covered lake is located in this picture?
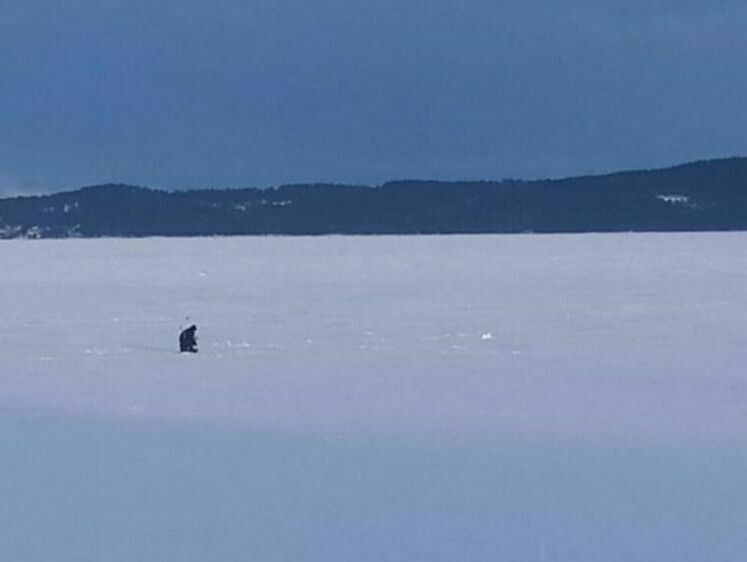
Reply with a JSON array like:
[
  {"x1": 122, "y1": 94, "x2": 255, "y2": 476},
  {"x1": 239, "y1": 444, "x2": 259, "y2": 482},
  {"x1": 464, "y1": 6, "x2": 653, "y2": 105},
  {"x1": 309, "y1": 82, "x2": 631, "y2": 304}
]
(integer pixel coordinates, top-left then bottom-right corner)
[{"x1": 2, "y1": 233, "x2": 746, "y2": 561}]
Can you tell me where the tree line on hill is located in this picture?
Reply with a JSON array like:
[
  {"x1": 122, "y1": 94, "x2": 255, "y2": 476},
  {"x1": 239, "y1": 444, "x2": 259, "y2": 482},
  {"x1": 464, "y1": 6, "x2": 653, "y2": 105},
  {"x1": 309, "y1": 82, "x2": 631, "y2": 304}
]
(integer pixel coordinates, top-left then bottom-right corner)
[{"x1": 1, "y1": 157, "x2": 746, "y2": 238}]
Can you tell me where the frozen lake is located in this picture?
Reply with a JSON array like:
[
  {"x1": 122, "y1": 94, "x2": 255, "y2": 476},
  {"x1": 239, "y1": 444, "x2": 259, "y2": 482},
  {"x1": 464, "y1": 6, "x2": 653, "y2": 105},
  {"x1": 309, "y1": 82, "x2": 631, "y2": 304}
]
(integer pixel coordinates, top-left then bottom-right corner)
[{"x1": 2, "y1": 233, "x2": 746, "y2": 561}]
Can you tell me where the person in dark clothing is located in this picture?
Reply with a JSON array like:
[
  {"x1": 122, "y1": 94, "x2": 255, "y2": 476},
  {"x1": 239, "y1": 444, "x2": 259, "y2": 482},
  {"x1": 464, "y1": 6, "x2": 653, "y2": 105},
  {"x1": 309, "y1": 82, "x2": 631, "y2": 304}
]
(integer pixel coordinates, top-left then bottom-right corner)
[{"x1": 179, "y1": 324, "x2": 198, "y2": 353}]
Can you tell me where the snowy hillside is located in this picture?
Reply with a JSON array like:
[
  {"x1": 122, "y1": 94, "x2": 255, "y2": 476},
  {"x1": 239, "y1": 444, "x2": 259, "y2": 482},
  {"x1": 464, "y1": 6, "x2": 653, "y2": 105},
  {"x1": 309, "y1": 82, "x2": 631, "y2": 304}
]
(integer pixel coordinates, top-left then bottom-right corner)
[{"x1": 2, "y1": 234, "x2": 746, "y2": 561}]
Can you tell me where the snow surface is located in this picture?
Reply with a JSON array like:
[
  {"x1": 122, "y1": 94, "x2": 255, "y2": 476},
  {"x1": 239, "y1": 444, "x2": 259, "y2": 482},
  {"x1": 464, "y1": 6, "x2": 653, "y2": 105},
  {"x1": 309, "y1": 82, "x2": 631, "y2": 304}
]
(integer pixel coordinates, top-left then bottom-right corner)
[{"x1": 1, "y1": 233, "x2": 746, "y2": 561}]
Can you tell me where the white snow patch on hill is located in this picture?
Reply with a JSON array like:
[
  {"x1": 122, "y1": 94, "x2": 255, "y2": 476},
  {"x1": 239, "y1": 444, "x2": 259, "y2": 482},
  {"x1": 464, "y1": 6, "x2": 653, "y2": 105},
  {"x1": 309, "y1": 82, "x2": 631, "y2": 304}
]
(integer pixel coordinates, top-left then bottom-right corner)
[{"x1": 657, "y1": 194, "x2": 691, "y2": 204}]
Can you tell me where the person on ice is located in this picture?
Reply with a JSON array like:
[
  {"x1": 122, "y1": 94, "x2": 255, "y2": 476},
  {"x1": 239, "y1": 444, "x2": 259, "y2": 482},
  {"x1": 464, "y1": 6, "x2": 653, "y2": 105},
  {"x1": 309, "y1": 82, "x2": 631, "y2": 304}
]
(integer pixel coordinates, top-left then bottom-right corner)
[{"x1": 179, "y1": 324, "x2": 198, "y2": 353}]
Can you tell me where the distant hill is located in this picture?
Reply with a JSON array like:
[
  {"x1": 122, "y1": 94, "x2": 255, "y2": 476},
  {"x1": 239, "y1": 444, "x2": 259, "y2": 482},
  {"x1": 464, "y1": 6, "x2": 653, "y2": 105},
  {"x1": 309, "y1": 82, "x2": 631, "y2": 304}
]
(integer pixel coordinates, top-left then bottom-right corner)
[{"x1": 1, "y1": 158, "x2": 747, "y2": 238}]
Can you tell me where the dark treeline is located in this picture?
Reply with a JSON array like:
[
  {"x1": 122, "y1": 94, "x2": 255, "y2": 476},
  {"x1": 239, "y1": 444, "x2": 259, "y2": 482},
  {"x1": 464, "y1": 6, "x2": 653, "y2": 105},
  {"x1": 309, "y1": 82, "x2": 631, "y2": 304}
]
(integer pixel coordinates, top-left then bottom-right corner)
[{"x1": 1, "y1": 158, "x2": 747, "y2": 238}]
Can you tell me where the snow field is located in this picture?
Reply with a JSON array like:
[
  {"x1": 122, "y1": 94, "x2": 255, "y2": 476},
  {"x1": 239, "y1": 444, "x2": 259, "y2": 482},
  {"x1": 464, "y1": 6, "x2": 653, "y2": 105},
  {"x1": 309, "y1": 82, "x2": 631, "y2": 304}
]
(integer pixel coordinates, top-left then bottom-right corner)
[{"x1": 1, "y1": 233, "x2": 746, "y2": 561}]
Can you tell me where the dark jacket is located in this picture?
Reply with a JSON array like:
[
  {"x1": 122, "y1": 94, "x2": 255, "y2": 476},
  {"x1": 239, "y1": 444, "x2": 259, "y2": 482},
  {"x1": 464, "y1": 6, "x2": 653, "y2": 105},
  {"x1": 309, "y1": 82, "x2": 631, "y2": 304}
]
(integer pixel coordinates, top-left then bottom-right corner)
[{"x1": 179, "y1": 325, "x2": 198, "y2": 353}]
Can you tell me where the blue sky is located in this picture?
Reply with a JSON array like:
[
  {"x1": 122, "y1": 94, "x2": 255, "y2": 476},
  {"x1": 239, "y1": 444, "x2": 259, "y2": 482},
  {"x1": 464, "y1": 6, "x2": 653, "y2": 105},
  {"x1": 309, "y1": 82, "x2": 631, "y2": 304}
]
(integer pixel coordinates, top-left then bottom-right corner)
[{"x1": 1, "y1": 0, "x2": 746, "y2": 193}]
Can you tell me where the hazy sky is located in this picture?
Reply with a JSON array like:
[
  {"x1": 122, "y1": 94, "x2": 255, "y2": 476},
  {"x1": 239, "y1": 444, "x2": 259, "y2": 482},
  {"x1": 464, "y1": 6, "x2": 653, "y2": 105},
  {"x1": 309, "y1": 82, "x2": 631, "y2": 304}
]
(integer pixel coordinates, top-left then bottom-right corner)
[{"x1": 1, "y1": 0, "x2": 746, "y2": 193}]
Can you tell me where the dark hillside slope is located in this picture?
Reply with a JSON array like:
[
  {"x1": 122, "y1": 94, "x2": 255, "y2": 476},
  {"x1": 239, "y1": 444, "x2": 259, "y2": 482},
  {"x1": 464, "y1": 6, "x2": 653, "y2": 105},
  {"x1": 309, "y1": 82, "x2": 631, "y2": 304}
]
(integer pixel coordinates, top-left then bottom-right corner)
[{"x1": 1, "y1": 158, "x2": 746, "y2": 238}]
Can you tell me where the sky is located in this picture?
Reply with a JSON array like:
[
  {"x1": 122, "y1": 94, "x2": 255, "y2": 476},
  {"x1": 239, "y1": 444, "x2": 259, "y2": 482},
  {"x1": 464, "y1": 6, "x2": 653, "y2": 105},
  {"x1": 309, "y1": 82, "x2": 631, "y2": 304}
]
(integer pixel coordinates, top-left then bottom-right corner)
[{"x1": 1, "y1": 0, "x2": 746, "y2": 194}]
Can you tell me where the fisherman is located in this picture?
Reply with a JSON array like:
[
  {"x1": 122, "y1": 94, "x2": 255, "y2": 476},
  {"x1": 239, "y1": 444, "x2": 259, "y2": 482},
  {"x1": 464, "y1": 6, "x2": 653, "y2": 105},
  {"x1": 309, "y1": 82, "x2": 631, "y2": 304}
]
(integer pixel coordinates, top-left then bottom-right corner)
[{"x1": 179, "y1": 324, "x2": 198, "y2": 353}]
